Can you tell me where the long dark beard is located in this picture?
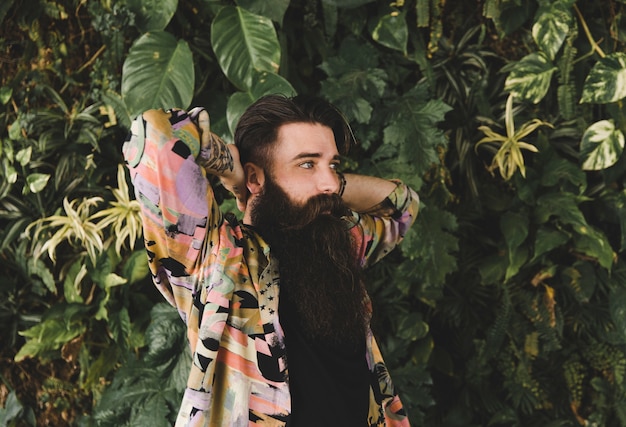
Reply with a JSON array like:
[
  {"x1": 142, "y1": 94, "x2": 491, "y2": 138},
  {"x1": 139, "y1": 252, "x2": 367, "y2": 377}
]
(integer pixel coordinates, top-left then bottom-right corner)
[{"x1": 250, "y1": 176, "x2": 369, "y2": 344}]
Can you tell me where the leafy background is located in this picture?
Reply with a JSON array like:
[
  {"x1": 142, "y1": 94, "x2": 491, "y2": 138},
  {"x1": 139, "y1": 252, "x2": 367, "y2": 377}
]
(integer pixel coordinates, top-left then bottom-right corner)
[{"x1": 2, "y1": 0, "x2": 626, "y2": 426}]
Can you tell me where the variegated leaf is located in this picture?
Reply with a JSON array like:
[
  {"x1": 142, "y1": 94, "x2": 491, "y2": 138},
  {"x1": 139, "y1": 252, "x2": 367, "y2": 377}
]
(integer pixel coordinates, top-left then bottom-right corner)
[
  {"x1": 532, "y1": 1, "x2": 573, "y2": 60},
  {"x1": 580, "y1": 120, "x2": 625, "y2": 170},
  {"x1": 504, "y1": 52, "x2": 557, "y2": 104},
  {"x1": 581, "y1": 52, "x2": 626, "y2": 104}
]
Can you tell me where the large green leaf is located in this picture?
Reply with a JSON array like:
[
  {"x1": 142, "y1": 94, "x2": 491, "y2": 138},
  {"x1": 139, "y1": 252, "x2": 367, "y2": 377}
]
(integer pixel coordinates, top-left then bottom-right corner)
[
  {"x1": 122, "y1": 31, "x2": 194, "y2": 118},
  {"x1": 532, "y1": 227, "x2": 570, "y2": 261},
  {"x1": 92, "y1": 304, "x2": 190, "y2": 425},
  {"x1": 382, "y1": 86, "x2": 452, "y2": 178},
  {"x1": 225, "y1": 71, "x2": 296, "y2": 136},
  {"x1": 505, "y1": 52, "x2": 557, "y2": 103},
  {"x1": 127, "y1": 0, "x2": 178, "y2": 32},
  {"x1": 580, "y1": 120, "x2": 625, "y2": 171},
  {"x1": 211, "y1": 6, "x2": 281, "y2": 91},
  {"x1": 372, "y1": 10, "x2": 408, "y2": 54},
  {"x1": 534, "y1": 192, "x2": 588, "y2": 226},
  {"x1": 581, "y1": 52, "x2": 626, "y2": 104},
  {"x1": 532, "y1": 1, "x2": 573, "y2": 60}
]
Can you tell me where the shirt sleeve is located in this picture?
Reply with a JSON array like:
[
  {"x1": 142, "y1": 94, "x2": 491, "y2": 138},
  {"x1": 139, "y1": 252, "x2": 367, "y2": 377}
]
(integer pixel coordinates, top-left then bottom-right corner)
[
  {"x1": 348, "y1": 180, "x2": 419, "y2": 268},
  {"x1": 122, "y1": 108, "x2": 222, "y2": 324}
]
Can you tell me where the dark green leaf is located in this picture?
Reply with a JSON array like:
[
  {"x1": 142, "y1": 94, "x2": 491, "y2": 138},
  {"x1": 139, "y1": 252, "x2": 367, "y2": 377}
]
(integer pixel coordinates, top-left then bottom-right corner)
[
  {"x1": 122, "y1": 250, "x2": 150, "y2": 285},
  {"x1": 501, "y1": 211, "x2": 529, "y2": 280},
  {"x1": 534, "y1": 193, "x2": 588, "y2": 226},
  {"x1": 211, "y1": 6, "x2": 281, "y2": 91},
  {"x1": 122, "y1": 31, "x2": 194, "y2": 118},
  {"x1": 372, "y1": 11, "x2": 408, "y2": 54},
  {"x1": 396, "y1": 312, "x2": 429, "y2": 341},
  {"x1": 532, "y1": 227, "x2": 569, "y2": 261},
  {"x1": 402, "y1": 203, "x2": 458, "y2": 286},
  {"x1": 571, "y1": 223, "x2": 614, "y2": 270}
]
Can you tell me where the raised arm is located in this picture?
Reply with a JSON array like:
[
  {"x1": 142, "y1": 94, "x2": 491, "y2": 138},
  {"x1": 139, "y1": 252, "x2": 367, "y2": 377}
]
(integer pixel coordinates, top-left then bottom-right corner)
[
  {"x1": 340, "y1": 173, "x2": 399, "y2": 213},
  {"x1": 192, "y1": 109, "x2": 247, "y2": 211},
  {"x1": 342, "y1": 174, "x2": 420, "y2": 267}
]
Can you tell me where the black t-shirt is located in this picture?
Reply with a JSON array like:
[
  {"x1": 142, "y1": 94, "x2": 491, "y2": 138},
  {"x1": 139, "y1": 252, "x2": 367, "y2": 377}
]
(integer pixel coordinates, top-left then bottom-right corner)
[{"x1": 279, "y1": 289, "x2": 370, "y2": 427}]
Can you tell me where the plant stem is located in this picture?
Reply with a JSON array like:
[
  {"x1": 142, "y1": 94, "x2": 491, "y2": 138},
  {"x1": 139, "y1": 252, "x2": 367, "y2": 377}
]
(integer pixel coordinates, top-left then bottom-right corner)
[{"x1": 574, "y1": 3, "x2": 606, "y2": 58}]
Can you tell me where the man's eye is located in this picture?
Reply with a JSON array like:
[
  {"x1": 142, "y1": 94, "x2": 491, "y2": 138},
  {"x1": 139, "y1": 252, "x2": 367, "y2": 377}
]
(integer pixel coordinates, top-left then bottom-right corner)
[
  {"x1": 300, "y1": 161, "x2": 314, "y2": 169},
  {"x1": 330, "y1": 163, "x2": 340, "y2": 170}
]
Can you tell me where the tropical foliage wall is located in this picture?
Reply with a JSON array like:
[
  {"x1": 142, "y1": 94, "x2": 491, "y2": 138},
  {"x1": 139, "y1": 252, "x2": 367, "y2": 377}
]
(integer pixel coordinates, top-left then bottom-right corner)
[{"x1": 2, "y1": 0, "x2": 626, "y2": 425}]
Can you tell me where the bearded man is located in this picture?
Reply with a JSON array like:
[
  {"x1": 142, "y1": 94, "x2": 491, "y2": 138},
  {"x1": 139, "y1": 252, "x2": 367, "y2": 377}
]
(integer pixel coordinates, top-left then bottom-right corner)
[{"x1": 123, "y1": 94, "x2": 419, "y2": 427}]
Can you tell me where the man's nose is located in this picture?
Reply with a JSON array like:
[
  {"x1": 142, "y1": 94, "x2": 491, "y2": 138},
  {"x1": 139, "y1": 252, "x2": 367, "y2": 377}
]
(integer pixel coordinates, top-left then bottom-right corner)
[{"x1": 318, "y1": 169, "x2": 339, "y2": 194}]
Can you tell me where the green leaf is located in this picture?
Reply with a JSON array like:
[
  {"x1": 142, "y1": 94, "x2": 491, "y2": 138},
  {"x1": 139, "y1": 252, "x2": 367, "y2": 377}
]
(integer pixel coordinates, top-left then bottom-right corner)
[
  {"x1": 237, "y1": 0, "x2": 289, "y2": 25},
  {"x1": 532, "y1": 1, "x2": 573, "y2": 60},
  {"x1": 504, "y1": 52, "x2": 557, "y2": 103},
  {"x1": 580, "y1": 120, "x2": 625, "y2": 171},
  {"x1": 211, "y1": 6, "x2": 281, "y2": 91},
  {"x1": 561, "y1": 264, "x2": 596, "y2": 303},
  {"x1": 122, "y1": 250, "x2": 150, "y2": 285},
  {"x1": 382, "y1": 87, "x2": 452, "y2": 177},
  {"x1": 532, "y1": 227, "x2": 569, "y2": 261},
  {"x1": 0, "y1": 391, "x2": 24, "y2": 423},
  {"x1": 26, "y1": 173, "x2": 50, "y2": 193},
  {"x1": 109, "y1": 307, "x2": 132, "y2": 346},
  {"x1": 127, "y1": 0, "x2": 178, "y2": 32},
  {"x1": 122, "y1": 31, "x2": 194, "y2": 118},
  {"x1": 501, "y1": 211, "x2": 529, "y2": 279},
  {"x1": 27, "y1": 258, "x2": 56, "y2": 294},
  {"x1": 505, "y1": 244, "x2": 529, "y2": 281},
  {"x1": 15, "y1": 317, "x2": 86, "y2": 361},
  {"x1": 540, "y1": 153, "x2": 586, "y2": 189},
  {"x1": 581, "y1": 52, "x2": 626, "y2": 104},
  {"x1": 396, "y1": 312, "x2": 429, "y2": 341},
  {"x1": 402, "y1": 203, "x2": 458, "y2": 287},
  {"x1": 93, "y1": 304, "x2": 190, "y2": 425},
  {"x1": 0, "y1": 86, "x2": 12, "y2": 105},
  {"x1": 15, "y1": 147, "x2": 31, "y2": 166},
  {"x1": 534, "y1": 192, "x2": 587, "y2": 226},
  {"x1": 8, "y1": 117, "x2": 22, "y2": 140},
  {"x1": 105, "y1": 273, "x2": 127, "y2": 289},
  {"x1": 372, "y1": 10, "x2": 408, "y2": 54},
  {"x1": 571, "y1": 223, "x2": 614, "y2": 270},
  {"x1": 64, "y1": 260, "x2": 86, "y2": 303}
]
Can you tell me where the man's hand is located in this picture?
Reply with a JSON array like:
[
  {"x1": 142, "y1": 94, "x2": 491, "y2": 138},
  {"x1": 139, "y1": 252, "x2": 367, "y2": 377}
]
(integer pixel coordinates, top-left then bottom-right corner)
[{"x1": 193, "y1": 109, "x2": 248, "y2": 211}]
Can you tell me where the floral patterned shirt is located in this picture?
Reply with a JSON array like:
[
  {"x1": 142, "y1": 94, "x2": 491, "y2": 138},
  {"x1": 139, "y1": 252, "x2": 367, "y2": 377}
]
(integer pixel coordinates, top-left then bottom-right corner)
[{"x1": 123, "y1": 108, "x2": 419, "y2": 427}]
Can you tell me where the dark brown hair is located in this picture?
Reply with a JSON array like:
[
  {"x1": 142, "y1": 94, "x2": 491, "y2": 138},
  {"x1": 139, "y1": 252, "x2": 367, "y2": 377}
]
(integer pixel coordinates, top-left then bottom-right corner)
[{"x1": 233, "y1": 94, "x2": 355, "y2": 170}]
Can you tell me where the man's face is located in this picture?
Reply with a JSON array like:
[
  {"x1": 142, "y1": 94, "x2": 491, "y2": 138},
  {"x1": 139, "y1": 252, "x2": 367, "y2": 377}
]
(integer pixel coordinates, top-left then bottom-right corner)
[
  {"x1": 247, "y1": 123, "x2": 367, "y2": 343},
  {"x1": 266, "y1": 122, "x2": 341, "y2": 207}
]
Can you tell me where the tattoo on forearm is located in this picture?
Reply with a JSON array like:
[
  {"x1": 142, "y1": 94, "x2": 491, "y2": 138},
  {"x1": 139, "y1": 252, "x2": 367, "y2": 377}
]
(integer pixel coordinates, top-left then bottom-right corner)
[{"x1": 199, "y1": 133, "x2": 234, "y2": 174}]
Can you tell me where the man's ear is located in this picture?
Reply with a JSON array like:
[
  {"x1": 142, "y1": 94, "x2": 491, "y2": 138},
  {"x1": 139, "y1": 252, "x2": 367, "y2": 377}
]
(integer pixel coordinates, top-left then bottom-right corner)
[{"x1": 244, "y1": 163, "x2": 265, "y2": 195}]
